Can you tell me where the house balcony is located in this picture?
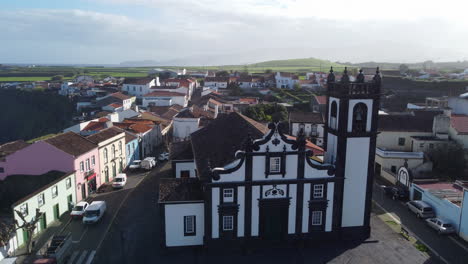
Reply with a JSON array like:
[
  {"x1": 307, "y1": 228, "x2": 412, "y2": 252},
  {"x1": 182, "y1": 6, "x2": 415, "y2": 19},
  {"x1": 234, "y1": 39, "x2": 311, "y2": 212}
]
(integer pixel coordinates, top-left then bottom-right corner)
[{"x1": 84, "y1": 169, "x2": 96, "y2": 180}]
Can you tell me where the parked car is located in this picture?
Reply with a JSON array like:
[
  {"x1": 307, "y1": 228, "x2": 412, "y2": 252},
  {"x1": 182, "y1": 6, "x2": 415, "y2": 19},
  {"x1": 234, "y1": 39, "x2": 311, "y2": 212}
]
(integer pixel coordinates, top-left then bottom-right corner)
[
  {"x1": 129, "y1": 160, "x2": 142, "y2": 171},
  {"x1": 406, "y1": 200, "x2": 435, "y2": 219},
  {"x1": 70, "y1": 201, "x2": 89, "y2": 219},
  {"x1": 158, "y1": 152, "x2": 169, "y2": 161},
  {"x1": 83, "y1": 201, "x2": 107, "y2": 224},
  {"x1": 112, "y1": 173, "x2": 127, "y2": 189},
  {"x1": 380, "y1": 185, "x2": 393, "y2": 195},
  {"x1": 425, "y1": 217, "x2": 456, "y2": 235},
  {"x1": 390, "y1": 187, "x2": 409, "y2": 200},
  {"x1": 141, "y1": 157, "x2": 156, "y2": 170}
]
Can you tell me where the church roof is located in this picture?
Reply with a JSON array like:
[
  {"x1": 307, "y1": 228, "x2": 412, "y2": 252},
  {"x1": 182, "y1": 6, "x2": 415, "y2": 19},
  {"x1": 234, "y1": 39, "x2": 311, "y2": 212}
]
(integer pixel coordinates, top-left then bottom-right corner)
[{"x1": 191, "y1": 112, "x2": 267, "y2": 181}]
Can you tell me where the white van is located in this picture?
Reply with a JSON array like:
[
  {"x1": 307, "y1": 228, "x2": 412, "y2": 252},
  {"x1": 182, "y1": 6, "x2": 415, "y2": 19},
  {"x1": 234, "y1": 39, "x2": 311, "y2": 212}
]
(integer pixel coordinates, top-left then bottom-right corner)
[
  {"x1": 82, "y1": 201, "x2": 107, "y2": 224},
  {"x1": 112, "y1": 173, "x2": 127, "y2": 189},
  {"x1": 141, "y1": 157, "x2": 156, "y2": 170}
]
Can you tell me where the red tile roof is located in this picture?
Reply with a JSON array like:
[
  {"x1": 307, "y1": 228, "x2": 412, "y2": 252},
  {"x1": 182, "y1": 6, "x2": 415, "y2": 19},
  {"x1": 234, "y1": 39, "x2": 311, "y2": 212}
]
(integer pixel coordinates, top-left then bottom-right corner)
[
  {"x1": 239, "y1": 98, "x2": 258, "y2": 104},
  {"x1": 286, "y1": 135, "x2": 324, "y2": 155},
  {"x1": 144, "y1": 91, "x2": 186, "y2": 97},
  {"x1": 110, "y1": 92, "x2": 131, "y2": 100},
  {"x1": 83, "y1": 121, "x2": 107, "y2": 132},
  {"x1": 451, "y1": 114, "x2": 468, "y2": 134},
  {"x1": 109, "y1": 103, "x2": 122, "y2": 108},
  {"x1": 314, "y1": 95, "x2": 327, "y2": 105}
]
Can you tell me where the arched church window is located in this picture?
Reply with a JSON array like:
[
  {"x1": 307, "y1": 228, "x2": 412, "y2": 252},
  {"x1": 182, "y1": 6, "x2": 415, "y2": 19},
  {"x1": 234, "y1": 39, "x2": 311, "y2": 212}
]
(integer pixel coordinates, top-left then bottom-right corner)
[
  {"x1": 330, "y1": 101, "x2": 337, "y2": 129},
  {"x1": 352, "y1": 103, "x2": 368, "y2": 132}
]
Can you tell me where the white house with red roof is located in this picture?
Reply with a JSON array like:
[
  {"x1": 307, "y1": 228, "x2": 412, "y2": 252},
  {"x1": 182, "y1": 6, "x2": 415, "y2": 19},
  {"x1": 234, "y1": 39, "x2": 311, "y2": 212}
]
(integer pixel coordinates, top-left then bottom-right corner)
[
  {"x1": 275, "y1": 72, "x2": 299, "y2": 89},
  {"x1": 122, "y1": 78, "x2": 158, "y2": 98},
  {"x1": 142, "y1": 90, "x2": 188, "y2": 108}
]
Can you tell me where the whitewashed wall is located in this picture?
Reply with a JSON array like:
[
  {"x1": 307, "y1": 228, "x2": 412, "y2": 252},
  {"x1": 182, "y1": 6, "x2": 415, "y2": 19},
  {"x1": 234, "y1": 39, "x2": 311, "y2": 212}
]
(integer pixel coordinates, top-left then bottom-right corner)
[
  {"x1": 174, "y1": 161, "x2": 197, "y2": 178},
  {"x1": 341, "y1": 138, "x2": 370, "y2": 227},
  {"x1": 164, "y1": 203, "x2": 204, "y2": 246},
  {"x1": 13, "y1": 173, "x2": 76, "y2": 247}
]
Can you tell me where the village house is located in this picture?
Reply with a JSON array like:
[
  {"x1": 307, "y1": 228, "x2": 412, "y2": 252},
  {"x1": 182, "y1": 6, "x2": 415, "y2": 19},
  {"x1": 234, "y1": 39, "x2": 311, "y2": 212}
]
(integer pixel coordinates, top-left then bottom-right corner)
[
  {"x1": 172, "y1": 107, "x2": 215, "y2": 142},
  {"x1": 275, "y1": 72, "x2": 299, "y2": 89},
  {"x1": 160, "y1": 78, "x2": 197, "y2": 98},
  {"x1": 310, "y1": 95, "x2": 327, "y2": 114},
  {"x1": 142, "y1": 90, "x2": 188, "y2": 108},
  {"x1": 0, "y1": 133, "x2": 100, "y2": 203},
  {"x1": 204, "y1": 77, "x2": 230, "y2": 89},
  {"x1": 95, "y1": 92, "x2": 134, "y2": 111},
  {"x1": 12, "y1": 172, "x2": 76, "y2": 248},
  {"x1": 113, "y1": 119, "x2": 162, "y2": 158},
  {"x1": 158, "y1": 69, "x2": 381, "y2": 248},
  {"x1": 125, "y1": 132, "x2": 140, "y2": 170},
  {"x1": 87, "y1": 127, "x2": 126, "y2": 185},
  {"x1": 289, "y1": 112, "x2": 325, "y2": 147},
  {"x1": 122, "y1": 78, "x2": 159, "y2": 98}
]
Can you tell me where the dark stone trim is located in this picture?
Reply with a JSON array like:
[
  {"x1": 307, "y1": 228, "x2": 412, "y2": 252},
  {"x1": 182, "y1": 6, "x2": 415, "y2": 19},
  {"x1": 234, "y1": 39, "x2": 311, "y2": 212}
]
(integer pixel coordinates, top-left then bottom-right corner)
[
  {"x1": 204, "y1": 185, "x2": 212, "y2": 241},
  {"x1": 304, "y1": 151, "x2": 335, "y2": 175},
  {"x1": 244, "y1": 149, "x2": 253, "y2": 238},
  {"x1": 206, "y1": 177, "x2": 343, "y2": 188},
  {"x1": 212, "y1": 151, "x2": 246, "y2": 181}
]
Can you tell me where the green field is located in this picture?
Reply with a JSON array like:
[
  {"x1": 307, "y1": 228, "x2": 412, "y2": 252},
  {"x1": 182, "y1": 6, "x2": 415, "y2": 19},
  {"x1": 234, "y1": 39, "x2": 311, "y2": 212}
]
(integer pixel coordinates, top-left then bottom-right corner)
[{"x1": 0, "y1": 76, "x2": 53, "y2": 81}]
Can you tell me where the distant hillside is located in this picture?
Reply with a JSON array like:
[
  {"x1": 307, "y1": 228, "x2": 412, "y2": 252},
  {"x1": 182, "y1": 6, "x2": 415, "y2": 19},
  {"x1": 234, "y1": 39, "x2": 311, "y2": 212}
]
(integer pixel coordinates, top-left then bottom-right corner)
[
  {"x1": 248, "y1": 58, "x2": 344, "y2": 69},
  {"x1": 347, "y1": 60, "x2": 468, "y2": 71}
]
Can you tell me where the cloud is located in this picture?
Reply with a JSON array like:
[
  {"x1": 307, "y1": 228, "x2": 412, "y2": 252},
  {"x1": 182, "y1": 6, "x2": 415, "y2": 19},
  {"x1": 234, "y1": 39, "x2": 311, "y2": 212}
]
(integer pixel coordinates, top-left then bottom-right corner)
[{"x1": 1, "y1": 2, "x2": 468, "y2": 64}]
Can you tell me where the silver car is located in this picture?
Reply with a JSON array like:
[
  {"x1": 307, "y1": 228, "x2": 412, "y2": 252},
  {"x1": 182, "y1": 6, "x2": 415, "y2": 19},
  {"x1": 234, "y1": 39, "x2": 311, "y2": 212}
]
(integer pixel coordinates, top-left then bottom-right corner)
[
  {"x1": 406, "y1": 200, "x2": 435, "y2": 219},
  {"x1": 426, "y1": 218, "x2": 455, "y2": 235}
]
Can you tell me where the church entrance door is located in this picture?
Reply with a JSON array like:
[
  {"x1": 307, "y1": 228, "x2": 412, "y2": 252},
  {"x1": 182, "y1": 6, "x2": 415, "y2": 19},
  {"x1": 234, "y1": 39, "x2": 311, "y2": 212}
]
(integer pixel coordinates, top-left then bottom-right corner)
[{"x1": 259, "y1": 198, "x2": 289, "y2": 241}]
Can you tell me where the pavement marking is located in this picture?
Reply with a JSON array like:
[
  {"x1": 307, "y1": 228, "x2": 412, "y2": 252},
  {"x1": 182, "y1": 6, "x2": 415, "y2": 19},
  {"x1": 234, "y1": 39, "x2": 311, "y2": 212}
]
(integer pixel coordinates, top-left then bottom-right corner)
[
  {"x1": 449, "y1": 236, "x2": 468, "y2": 252},
  {"x1": 85, "y1": 250, "x2": 96, "y2": 264},
  {"x1": 76, "y1": 250, "x2": 88, "y2": 264},
  {"x1": 67, "y1": 251, "x2": 80, "y2": 264},
  {"x1": 72, "y1": 226, "x2": 88, "y2": 243}
]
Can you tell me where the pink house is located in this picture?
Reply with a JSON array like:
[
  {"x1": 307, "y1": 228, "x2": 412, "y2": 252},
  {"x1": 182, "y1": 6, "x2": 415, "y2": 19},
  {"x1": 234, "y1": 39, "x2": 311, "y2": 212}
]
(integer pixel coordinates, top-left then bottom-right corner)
[
  {"x1": 0, "y1": 140, "x2": 71, "y2": 180},
  {"x1": 44, "y1": 132, "x2": 101, "y2": 201},
  {"x1": 0, "y1": 132, "x2": 101, "y2": 202}
]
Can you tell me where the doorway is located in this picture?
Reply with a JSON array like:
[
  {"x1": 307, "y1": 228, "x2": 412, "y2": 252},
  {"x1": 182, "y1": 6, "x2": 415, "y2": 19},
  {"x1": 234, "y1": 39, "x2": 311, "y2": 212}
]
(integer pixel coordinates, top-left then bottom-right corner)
[
  {"x1": 40, "y1": 213, "x2": 47, "y2": 230},
  {"x1": 259, "y1": 199, "x2": 289, "y2": 241},
  {"x1": 53, "y1": 204, "x2": 60, "y2": 221},
  {"x1": 81, "y1": 183, "x2": 87, "y2": 200}
]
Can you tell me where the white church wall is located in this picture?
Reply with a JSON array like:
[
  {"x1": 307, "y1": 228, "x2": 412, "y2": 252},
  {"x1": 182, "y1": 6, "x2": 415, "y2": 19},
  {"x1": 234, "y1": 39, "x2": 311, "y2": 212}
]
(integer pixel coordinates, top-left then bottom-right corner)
[
  {"x1": 341, "y1": 137, "x2": 370, "y2": 227},
  {"x1": 288, "y1": 184, "x2": 297, "y2": 234},
  {"x1": 216, "y1": 161, "x2": 245, "y2": 182},
  {"x1": 164, "y1": 203, "x2": 204, "y2": 247},
  {"x1": 251, "y1": 186, "x2": 260, "y2": 236}
]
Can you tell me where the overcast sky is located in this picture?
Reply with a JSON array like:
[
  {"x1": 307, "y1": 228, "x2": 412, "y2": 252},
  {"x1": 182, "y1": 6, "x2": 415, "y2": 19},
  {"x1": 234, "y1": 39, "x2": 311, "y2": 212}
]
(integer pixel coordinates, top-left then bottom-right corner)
[{"x1": 2, "y1": 0, "x2": 468, "y2": 65}]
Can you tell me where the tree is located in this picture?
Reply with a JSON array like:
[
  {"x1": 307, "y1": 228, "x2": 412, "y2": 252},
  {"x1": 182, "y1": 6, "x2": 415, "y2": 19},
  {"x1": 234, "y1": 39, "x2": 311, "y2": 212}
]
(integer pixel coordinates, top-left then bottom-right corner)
[
  {"x1": 51, "y1": 75, "x2": 64, "y2": 81},
  {"x1": 228, "y1": 82, "x2": 242, "y2": 96},
  {"x1": 0, "y1": 221, "x2": 16, "y2": 248},
  {"x1": 428, "y1": 142, "x2": 467, "y2": 180},
  {"x1": 14, "y1": 208, "x2": 43, "y2": 254},
  {"x1": 242, "y1": 103, "x2": 288, "y2": 123},
  {"x1": 399, "y1": 64, "x2": 409, "y2": 75},
  {"x1": 293, "y1": 83, "x2": 301, "y2": 91},
  {"x1": 216, "y1": 71, "x2": 230, "y2": 77}
]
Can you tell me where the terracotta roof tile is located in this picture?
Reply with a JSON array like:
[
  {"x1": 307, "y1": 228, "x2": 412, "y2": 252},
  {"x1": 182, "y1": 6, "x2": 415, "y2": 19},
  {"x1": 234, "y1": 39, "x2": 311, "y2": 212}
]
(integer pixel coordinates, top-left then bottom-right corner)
[
  {"x1": 314, "y1": 95, "x2": 327, "y2": 105},
  {"x1": 451, "y1": 114, "x2": 468, "y2": 134},
  {"x1": 45, "y1": 132, "x2": 97, "y2": 156},
  {"x1": 144, "y1": 91, "x2": 186, "y2": 97},
  {"x1": 86, "y1": 127, "x2": 125, "y2": 144},
  {"x1": 110, "y1": 92, "x2": 131, "y2": 100}
]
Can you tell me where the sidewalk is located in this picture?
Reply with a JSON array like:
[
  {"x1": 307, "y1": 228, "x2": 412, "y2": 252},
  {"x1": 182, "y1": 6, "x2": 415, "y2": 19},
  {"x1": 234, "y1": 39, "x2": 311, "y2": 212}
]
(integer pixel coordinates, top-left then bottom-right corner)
[{"x1": 15, "y1": 213, "x2": 72, "y2": 264}]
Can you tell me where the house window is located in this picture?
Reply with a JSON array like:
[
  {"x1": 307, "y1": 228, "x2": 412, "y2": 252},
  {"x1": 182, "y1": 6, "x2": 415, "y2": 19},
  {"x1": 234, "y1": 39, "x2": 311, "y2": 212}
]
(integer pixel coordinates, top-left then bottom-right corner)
[
  {"x1": 119, "y1": 142, "x2": 122, "y2": 155},
  {"x1": 311, "y1": 211, "x2": 322, "y2": 225},
  {"x1": 313, "y1": 184, "x2": 324, "y2": 198},
  {"x1": 80, "y1": 161, "x2": 84, "y2": 172},
  {"x1": 66, "y1": 178, "x2": 72, "y2": 189},
  {"x1": 429, "y1": 143, "x2": 434, "y2": 149},
  {"x1": 85, "y1": 159, "x2": 90, "y2": 171},
  {"x1": 127, "y1": 145, "x2": 131, "y2": 156},
  {"x1": 223, "y1": 215, "x2": 234, "y2": 231},
  {"x1": 38, "y1": 193, "x2": 45, "y2": 207},
  {"x1": 419, "y1": 143, "x2": 424, "y2": 148},
  {"x1": 104, "y1": 148, "x2": 108, "y2": 163},
  {"x1": 223, "y1": 188, "x2": 234, "y2": 203},
  {"x1": 112, "y1": 144, "x2": 115, "y2": 158},
  {"x1": 51, "y1": 185, "x2": 58, "y2": 198},
  {"x1": 19, "y1": 203, "x2": 28, "y2": 216},
  {"x1": 139, "y1": 87, "x2": 142, "y2": 92},
  {"x1": 269, "y1": 157, "x2": 281, "y2": 173},
  {"x1": 133, "y1": 87, "x2": 136, "y2": 91},
  {"x1": 398, "y1": 138, "x2": 405, "y2": 146},
  {"x1": 184, "y1": 215, "x2": 196, "y2": 236},
  {"x1": 91, "y1": 155, "x2": 95, "y2": 166}
]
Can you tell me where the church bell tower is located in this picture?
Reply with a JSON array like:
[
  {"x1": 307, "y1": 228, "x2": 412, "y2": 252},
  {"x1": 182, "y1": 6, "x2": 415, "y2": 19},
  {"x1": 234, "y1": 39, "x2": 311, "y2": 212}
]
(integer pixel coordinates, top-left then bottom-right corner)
[{"x1": 324, "y1": 67, "x2": 381, "y2": 239}]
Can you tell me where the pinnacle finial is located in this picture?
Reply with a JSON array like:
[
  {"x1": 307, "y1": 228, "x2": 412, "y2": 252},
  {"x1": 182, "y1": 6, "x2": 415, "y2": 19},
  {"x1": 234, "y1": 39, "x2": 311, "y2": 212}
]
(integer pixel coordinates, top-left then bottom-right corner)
[
  {"x1": 330, "y1": 66, "x2": 334, "y2": 73},
  {"x1": 344, "y1": 67, "x2": 348, "y2": 75},
  {"x1": 327, "y1": 66, "x2": 336, "y2": 83},
  {"x1": 356, "y1": 68, "x2": 365, "y2": 83}
]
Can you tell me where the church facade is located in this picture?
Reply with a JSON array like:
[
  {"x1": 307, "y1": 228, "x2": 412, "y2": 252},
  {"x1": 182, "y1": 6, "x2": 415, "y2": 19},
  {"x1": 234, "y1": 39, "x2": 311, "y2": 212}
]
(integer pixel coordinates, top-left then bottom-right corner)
[{"x1": 159, "y1": 68, "x2": 381, "y2": 247}]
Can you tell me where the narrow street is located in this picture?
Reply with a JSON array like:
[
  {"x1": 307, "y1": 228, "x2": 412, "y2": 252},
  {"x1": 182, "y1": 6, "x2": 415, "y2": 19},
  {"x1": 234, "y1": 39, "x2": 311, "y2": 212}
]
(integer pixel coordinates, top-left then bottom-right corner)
[
  {"x1": 372, "y1": 183, "x2": 468, "y2": 264},
  {"x1": 53, "y1": 168, "x2": 151, "y2": 264}
]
